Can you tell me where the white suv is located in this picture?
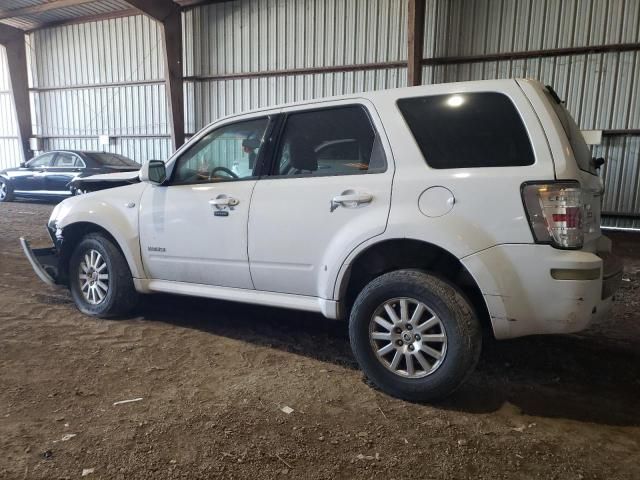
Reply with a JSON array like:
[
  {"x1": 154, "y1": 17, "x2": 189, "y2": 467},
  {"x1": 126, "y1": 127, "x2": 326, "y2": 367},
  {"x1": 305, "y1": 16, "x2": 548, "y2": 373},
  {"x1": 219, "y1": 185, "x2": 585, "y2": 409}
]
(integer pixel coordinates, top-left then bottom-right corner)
[{"x1": 21, "y1": 79, "x2": 623, "y2": 401}]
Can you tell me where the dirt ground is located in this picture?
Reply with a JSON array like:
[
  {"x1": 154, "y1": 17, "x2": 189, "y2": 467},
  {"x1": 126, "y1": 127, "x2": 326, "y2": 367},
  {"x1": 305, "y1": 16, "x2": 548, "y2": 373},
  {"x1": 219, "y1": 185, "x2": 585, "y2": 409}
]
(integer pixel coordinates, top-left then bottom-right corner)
[{"x1": 0, "y1": 201, "x2": 639, "y2": 480}]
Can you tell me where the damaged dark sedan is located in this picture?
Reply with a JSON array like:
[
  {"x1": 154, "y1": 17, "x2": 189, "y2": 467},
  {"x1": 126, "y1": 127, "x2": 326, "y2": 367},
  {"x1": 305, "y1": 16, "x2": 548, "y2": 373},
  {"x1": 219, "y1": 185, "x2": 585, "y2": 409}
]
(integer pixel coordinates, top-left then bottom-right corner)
[{"x1": 0, "y1": 150, "x2": 140, "y2": 202}]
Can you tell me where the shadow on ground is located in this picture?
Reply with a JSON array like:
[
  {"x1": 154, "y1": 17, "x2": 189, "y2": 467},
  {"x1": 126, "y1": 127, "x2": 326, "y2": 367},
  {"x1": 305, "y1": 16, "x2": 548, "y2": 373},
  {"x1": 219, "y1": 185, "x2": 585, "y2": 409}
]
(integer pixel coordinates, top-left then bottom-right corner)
[{"x1": 138, "y1": 292, "x2": 640, "y2": 428}]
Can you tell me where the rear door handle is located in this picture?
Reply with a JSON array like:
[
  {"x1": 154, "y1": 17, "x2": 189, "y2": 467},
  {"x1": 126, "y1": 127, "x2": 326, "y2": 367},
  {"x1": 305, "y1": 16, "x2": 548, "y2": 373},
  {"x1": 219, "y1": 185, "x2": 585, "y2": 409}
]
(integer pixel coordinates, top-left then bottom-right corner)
[{"x1": 330, "y1": 191, "x2": 373, "y2": 212}]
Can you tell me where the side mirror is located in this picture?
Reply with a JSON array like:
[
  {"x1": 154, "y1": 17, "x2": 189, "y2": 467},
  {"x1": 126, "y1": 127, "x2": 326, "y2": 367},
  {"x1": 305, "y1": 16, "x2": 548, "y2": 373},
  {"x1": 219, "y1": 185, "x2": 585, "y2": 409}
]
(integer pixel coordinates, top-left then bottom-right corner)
[
  {"x1": 592, "y1": 157, "x2": 606, "y2": 170},
  {"x1": 19, "y1": 162, "x2": 26, "y2": 168},
  {"x1": 140, "y1": 160, "x2": 166, "y2": 185}
]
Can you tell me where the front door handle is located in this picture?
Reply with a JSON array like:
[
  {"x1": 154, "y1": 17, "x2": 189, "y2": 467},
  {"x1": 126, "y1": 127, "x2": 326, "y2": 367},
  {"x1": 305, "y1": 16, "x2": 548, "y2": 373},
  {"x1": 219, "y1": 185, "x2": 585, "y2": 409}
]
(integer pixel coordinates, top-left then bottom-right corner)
[
  {"x1": 209, "y1": 196, "x2": 240, "y2": 207},
  {"x1": 330, "y1": 191, "x2": 373, "y2": 212}
]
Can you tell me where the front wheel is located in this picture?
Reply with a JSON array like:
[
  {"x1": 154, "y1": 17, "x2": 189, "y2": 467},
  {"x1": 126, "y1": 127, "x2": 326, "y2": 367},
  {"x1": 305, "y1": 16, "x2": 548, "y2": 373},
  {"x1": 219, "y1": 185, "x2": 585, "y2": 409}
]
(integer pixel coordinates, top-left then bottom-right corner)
[
  {"x1": 69, "y1": 233, "x2": 138, "y2": 318},
  {"x1": 349, "y1": 270, "x2": 481, "y2": 402}
]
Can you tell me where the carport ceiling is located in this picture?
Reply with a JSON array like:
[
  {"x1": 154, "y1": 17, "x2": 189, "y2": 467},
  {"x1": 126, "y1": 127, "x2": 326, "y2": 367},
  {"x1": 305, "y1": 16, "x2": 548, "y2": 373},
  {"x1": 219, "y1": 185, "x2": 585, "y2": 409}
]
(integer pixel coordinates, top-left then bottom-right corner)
[{"x1": 0, "y1": 0, "x2": 224, "y2": 31}]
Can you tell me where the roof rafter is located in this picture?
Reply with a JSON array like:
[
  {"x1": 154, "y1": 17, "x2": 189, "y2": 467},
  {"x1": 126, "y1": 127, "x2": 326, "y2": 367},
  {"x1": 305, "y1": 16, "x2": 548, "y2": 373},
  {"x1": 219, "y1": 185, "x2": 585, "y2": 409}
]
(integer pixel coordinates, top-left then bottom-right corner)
[{"x1": 0, "y1": 0, "x2": 98, "y2": 21}]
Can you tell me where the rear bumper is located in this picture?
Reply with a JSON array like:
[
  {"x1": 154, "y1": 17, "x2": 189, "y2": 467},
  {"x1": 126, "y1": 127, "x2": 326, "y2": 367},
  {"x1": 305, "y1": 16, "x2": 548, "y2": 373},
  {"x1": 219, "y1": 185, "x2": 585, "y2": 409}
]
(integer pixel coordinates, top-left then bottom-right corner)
[
  {"x1": 462, "y1": 243, "x2": 624, "y2": 339},
  {"x1": 20, "y1": 237, "x2": 61, "y2": 286},
  {"x1": 600, "y1": 251, "x2": 624, "y2": 300}
]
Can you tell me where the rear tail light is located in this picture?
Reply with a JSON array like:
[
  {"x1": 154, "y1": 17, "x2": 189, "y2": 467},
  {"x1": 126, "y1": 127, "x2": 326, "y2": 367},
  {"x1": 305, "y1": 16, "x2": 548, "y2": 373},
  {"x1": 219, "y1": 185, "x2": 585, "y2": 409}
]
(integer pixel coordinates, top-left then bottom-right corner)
[{"x1": 522, "y1": 181, "x2": 584, "y2": 249}]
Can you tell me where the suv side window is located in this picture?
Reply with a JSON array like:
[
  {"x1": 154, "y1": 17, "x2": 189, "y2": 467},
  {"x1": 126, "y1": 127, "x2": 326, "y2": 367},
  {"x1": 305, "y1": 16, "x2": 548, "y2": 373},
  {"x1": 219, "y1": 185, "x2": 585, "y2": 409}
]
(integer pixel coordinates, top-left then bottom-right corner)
[
  {"x1": 397, "y1": 92, "x2": 535, "y2": 168},
  {"x1": 172, "y1": 117, "x2": 269, "y2": 185},
  {"x1": 28, "y1": 153, "x2": 55, "y2": 168},
  {"x1": 273, "y1": 105, "x2": 386, "y2": 177}
]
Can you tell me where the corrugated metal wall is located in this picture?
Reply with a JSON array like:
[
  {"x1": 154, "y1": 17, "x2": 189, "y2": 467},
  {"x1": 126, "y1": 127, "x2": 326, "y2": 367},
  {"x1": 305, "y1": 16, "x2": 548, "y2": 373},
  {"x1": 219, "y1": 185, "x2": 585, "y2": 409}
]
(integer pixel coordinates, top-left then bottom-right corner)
[
  {"x1": 26, "y1": 14, "x2": 172, "y2": 164},
  {"x1": 0, "y1": 45, "x2": 23, "y2": 169},
  {"x1": 182, "y1": 0, "x2": 409, "y2": 133},
  {"x1": 427, "y1": 0, "x2": 640, "y2": 228},
  {"x1": 0, "y1": 0, "x2": 636, "y2": 228}
]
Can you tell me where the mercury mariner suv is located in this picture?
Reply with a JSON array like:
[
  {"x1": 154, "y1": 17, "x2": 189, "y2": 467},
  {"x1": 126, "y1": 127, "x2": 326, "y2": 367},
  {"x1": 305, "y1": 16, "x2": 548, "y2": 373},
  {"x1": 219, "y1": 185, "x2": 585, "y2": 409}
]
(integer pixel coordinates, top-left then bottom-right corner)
[{"x1": 21, "y1": 79, "x2": 623, "y2": 401}]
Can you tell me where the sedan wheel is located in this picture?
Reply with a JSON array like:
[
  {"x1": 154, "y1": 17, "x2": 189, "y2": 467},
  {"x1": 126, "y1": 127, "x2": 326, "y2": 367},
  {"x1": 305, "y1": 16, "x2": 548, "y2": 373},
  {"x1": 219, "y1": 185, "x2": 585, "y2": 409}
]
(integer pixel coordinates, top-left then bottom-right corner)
[{"x1": 0, "y1": 179, "x2": 13, "y2": 202}]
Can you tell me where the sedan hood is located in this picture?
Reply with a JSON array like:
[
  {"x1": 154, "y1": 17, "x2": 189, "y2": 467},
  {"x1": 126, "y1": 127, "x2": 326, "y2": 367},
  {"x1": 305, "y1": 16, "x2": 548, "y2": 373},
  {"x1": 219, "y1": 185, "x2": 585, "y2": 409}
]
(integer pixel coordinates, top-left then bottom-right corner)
[
  {"x1": 76, "y1": 170, "x2": 140, "y2": 182},
  {"x1": 72, "y1": 170, "x2": 140, "y2": 183}
]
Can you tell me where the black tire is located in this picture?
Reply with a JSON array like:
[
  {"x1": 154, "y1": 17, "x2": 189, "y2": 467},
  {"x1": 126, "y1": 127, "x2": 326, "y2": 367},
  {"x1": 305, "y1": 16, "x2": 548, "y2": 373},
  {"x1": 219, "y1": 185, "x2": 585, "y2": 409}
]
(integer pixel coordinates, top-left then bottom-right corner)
[
  {"x1": 69, "y1": 233, "x2": 138, "y2": 318},
  {"x1": 349, "y1": 270, "x2": 481, "y2": 402},
  {"x1": 0, "y1": 177, "x2": 14, "y2": 202}
]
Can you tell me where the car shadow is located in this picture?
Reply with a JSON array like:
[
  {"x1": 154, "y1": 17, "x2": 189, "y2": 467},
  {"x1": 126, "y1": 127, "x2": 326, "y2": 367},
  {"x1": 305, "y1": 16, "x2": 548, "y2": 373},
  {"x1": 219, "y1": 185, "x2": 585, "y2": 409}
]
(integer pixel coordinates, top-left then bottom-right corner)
[{"x1": 138, "y1": 293, "x2": 640, "y2": 427}]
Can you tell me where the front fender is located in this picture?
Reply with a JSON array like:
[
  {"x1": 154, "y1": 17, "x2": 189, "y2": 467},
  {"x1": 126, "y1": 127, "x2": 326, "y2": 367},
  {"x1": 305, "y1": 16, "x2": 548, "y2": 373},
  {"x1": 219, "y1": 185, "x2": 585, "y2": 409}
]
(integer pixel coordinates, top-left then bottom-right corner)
[{"x1": 53, "y1": 183, "x2": 148, "y2": 279}]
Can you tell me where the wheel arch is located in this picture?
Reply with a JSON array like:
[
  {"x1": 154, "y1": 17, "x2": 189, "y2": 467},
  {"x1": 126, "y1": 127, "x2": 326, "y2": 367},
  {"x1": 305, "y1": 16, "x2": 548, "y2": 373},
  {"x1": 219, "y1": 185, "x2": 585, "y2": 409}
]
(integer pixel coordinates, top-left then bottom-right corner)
[
  {"x1": 335, "y1": 238, "x2": 493, "y2": 336},
  {"x1": 58, "y1": 221, "x2": 143, "y2": 285}
]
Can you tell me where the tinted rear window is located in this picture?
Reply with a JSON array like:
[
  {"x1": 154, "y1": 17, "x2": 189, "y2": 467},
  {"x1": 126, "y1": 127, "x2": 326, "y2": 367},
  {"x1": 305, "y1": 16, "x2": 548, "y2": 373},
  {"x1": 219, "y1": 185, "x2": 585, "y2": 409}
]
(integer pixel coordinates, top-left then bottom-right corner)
[
  {"x1": 86, "y1": 153, "x2": 139, "y2": 167},
  {"x1": 397, "y1": 92, "x2": 535, "y2": 169}
]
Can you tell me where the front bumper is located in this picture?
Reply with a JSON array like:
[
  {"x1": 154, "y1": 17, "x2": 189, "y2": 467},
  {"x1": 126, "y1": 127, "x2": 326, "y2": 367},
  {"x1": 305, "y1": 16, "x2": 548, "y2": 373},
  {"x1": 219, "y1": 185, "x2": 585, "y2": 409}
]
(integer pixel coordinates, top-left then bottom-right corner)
[
  {"x1": 462, "y1": 243, "x2": 624, "y2": 339},
  {"x1": 20, "y1": 237, "x2": 60, "y2": 286}
]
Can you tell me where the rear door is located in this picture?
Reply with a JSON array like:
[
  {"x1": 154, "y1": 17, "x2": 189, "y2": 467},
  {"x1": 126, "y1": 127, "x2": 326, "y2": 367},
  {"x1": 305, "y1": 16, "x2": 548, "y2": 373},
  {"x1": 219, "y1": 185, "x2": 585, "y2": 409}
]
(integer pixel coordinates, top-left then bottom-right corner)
[
  {"x1": 248, "y1": 100, "x2": 394, "y2": 299},
  {"x1": 46, "y1": 152, "x2": 85, "y2": 193}
]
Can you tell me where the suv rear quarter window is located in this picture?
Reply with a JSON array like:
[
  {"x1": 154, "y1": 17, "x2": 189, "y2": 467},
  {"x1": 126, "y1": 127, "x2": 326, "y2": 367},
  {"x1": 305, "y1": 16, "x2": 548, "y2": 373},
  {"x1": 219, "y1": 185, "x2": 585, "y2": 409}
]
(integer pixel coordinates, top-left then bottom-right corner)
[{"x1": 397, "y1": 92, "x2": 535, "y2": 169}]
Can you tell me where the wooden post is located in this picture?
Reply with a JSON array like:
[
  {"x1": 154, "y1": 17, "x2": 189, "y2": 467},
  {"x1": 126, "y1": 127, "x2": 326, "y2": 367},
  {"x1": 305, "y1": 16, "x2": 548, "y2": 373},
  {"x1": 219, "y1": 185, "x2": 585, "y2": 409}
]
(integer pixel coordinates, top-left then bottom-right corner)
[
  {"x1": 162, "y1": 10, "x2": 185, "y2": 149},
  {"x1": 0, "y1": 25, "x2": 33, "y2": 160},
  {"x1": 407, "y1": 0, "x2": 426, "y2": 87}
]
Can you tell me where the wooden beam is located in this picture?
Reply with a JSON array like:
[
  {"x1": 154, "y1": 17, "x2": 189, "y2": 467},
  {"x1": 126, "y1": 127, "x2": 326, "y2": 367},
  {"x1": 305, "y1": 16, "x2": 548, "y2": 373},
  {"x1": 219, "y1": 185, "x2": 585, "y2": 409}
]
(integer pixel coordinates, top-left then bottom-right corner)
[
  {"x1": 124, "y1": 1, "x2": 185, "y2": 149},
  {"x1": 0, "y1": 0, "x2": 98, "y2": 21},
  {"x1": 0, "y1": 22, "x2": 22, "y2": 44},
  {"x1": 422, "y1": 42, "x2": 640, "y2": 66},
  {"x1": 123, "y1": 0, "x2": 180, "y2": 22},
  {"x1": 176, "y1": 0, "x2": 233, "y2": 7},
  {"x1": 0, "y1": 24, "x2": 33, "y2": 160},
  {"x1": 407, "y1": 0, "x2": 426, "y2": 87}
]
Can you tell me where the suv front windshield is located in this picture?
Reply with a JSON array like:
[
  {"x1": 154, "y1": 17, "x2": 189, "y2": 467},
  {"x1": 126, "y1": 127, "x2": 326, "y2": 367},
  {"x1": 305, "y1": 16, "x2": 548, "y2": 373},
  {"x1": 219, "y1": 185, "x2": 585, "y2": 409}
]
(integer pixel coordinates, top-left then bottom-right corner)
[{"x1": 544, "y1": 89, "x2": 596, "y2": 175}]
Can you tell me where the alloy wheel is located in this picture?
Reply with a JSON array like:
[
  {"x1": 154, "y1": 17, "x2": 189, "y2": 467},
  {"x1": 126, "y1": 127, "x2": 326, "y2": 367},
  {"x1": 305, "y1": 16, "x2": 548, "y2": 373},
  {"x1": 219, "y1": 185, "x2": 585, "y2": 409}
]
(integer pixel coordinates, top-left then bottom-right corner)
[
  {"x1": 78, "y1": 249, "x2": 109, "y2": 305},
  {"x1": 369, "y1": 297, "x2": 447, "y2": 378}
]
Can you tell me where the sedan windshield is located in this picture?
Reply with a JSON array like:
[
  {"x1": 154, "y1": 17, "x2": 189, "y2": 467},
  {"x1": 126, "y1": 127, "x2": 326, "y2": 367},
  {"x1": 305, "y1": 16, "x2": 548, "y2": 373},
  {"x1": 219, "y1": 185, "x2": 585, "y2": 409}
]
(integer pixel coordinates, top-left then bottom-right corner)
[{"x1": 86, "y1": 153, "x2": 140, "y2": 167}]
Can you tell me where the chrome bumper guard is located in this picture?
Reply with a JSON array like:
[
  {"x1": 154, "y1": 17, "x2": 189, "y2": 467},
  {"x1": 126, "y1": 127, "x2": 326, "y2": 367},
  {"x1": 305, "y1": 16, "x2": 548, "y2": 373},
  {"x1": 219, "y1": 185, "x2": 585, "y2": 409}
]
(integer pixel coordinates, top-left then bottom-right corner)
[{"x1": 20, "y1": 237, "x2": 60, "y2": 287}]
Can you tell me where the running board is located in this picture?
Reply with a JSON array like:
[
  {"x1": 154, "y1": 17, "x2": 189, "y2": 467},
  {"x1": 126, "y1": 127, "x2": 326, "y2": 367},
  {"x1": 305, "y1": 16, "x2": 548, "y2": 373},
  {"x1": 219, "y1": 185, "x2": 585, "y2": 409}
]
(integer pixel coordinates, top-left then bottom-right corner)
[{"x1": 135, "y1": 278, "x2": 339, "y2": 319}]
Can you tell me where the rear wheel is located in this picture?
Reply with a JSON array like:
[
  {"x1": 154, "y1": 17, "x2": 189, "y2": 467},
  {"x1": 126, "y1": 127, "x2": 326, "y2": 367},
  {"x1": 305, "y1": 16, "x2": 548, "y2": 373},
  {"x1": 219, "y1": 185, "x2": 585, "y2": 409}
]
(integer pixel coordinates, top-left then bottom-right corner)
[
  {"x1": 0, "y1": 178, "x2": 14, "y2": 202},
  {"x1": 349, "y1": 270, "x2": 481, "y2": 402},
  {"x1": 69, "y1": 233, "x2": 138, "y2": 318}
]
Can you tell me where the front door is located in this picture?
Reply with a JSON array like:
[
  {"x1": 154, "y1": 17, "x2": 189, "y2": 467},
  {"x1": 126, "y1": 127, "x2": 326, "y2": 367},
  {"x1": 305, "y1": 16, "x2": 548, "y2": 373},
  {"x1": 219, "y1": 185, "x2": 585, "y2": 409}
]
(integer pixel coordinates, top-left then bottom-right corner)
[
  {"x1": 11, "y1": 152, "x2": 55, "y2": 193},
  {"x1": 139, "y1": 116, "x2": 272, "y2": 288},
  {"x1": 248, "y1": 102, "x2": 394, "y2": 299}
]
